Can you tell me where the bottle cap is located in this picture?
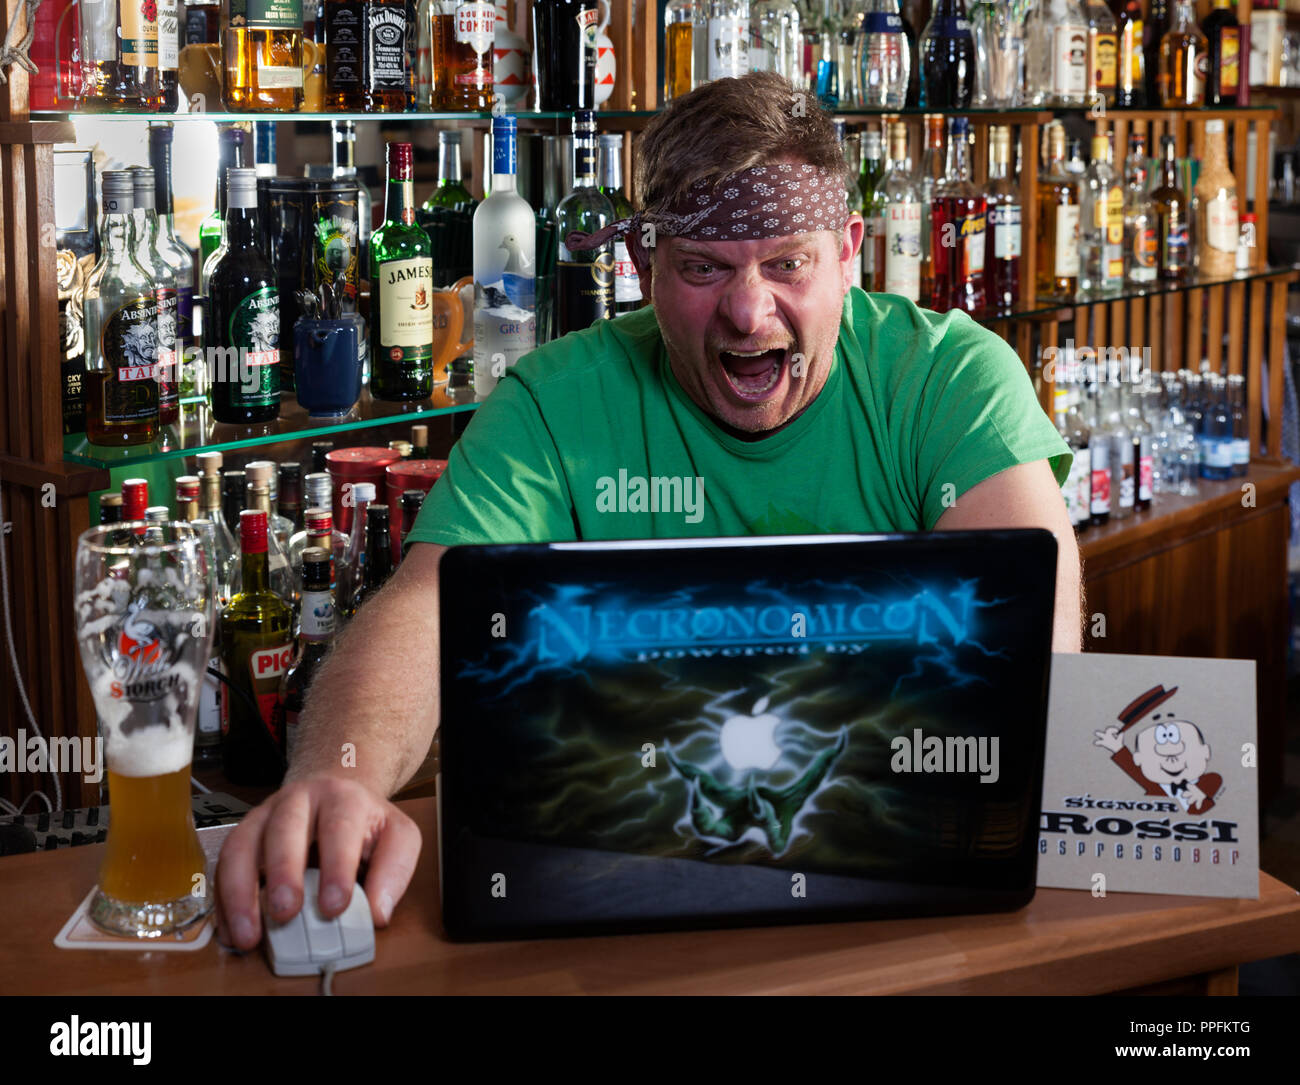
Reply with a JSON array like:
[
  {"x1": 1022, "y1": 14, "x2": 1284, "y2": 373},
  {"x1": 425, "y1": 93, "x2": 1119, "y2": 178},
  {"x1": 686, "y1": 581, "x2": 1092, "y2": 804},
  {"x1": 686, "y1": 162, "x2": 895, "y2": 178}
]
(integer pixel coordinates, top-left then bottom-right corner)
[
  {"x1": 240, "y1": 509, "x2": 268, "y2": 554},
  {"x1": 101, "y1": 171, "x2": 134, "y2": 214},
  {"x1": 244, "y1": 460, "x2": 274, "y2": 486},
  {"x1": 367, "y1": 504, "x2": 390, "y2": 528},
  {"x1": 149, "y1": 123, "x2": 173, "y2": 147},
  {"x1": 176, "y1": 475, "x2": 200, "y2": 500},
  {"x1": 227, "y1": 167, "x2": 259, "y2": 208},
  {"x1": 129, "y1": 167, "x2": 156, "y2": 210},
  {"x1": 197, "y1": 451, "x2": 223, "y2": 476},
  {"x1": 598, "y1": 133, "x2": 623, "y2": 148},
  {"x1": 222, "y1": 469, "x2": 247, "y2": 497},
  {"x1": 388, "y1": 440, "x2": 412, "y2": 457},
  {"x1": 387, "y1": 141, "x2": 414, "y2": 179},
  {"x1": 439, "y1": 129, "x2": 463, "y2": 147},
  {"x1": 122, "y1": 478, "x2": 149, "y2": 520},
  {"x1": 145, "y1": 506, "x2": 170, "y2": 524},
  {"x1": 350, "y1": 482, "x2": 377, "y2": 503},
  {"x1": 279, "y1": 462, "x2": 302, "y2": 502},
  {"x1": 401, "y1": 489, "x2": 426, "y2": 512},
  {"x1": 305, "y1": 508, "x2": 334, "y2": 533},
  {"x1": 410, "y1": 424, "x2": 428, "y2": 446},
  {"x1": 100, "y1": 493, "x2": 123, "y2": 510},
  {"x1": 304, "y1": 472, "x2": 332, "y2": 508}
]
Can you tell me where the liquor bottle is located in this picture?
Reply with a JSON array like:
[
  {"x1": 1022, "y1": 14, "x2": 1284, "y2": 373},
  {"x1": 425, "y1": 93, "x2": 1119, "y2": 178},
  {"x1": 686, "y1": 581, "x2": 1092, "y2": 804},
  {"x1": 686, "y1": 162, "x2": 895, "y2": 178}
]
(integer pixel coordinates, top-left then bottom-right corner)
[
  {"x1": 323, "y1": 0, "x2": 365, "y2": 109},
  {"x1": 1103, "y1": 380, "x2": 1135, "y2": 519},
  {"x1": 1053, "y1": 370, "x2": 1091, "y2": 530},
  {"x1": 245, "y1": 462, "x2": 295, "y2": 551},
  {"x1": 189, "y1": 515, "x2": 225, "y2": 767},
  {"x1": 207, "y1": 168, "x2": 281, "y2": 424},
  {"x1": 706, "y1": 0, "x2": 750, "y2": 82},
  {"x1": 127, "y1": 167, "x2": 181, "y2": 426},
  {"x1": 917, "y1": 113, "x2": 945, "y2": 307},
  {"x1": 196, "y1": 451, "x2": 238, "y2": 600},
  {"x1": 399, "y1": 490, "x2": 426, "y2": 556},
  {"x1": 222, "y1": 469, "x2": 247, "y2": 538},
  {"x1": 158, "y1": 0, "x2": 181, "y2": 110},
  {"x1": 751, "y1": 0, "x2": 801, "y2": 84},
  {"x1": 147, "y1": 125, "x2": 197, "y2": 400},
  {"x1": 858, "y1": 0, "x2": 908, "y2": 108},
  {"x1": 1195, "y1": 119, "x2": 1239, "y2": 279},
  {"x1": 918, "y1": 0, "x2": 973, "y2": 109},
  {"x1": 77, "y1": 0, "x2": 162, "y2": 109},
  {"x1": 423, "y1": 130, "x2": 475, "y2": 212},
  {"x1": 351, "y1": 504, "x2": 394, "y2": 615},
  {"x1": 835, "y1": 0, "x2": 862, "y2": 106},
  {"x1": 931, "y1": 116, "x2": 986, "y2": 315},
  {"x1": 220, "y1": 510, "x2": 293, "y2": 787},
  {"x1": 1227, "y1": 373, "x2": 1249, "y2": 476},
  {"x1": 900, "y1": 0, "x2": 919, "y2": 105},
  {"x1": 122, "y1": 479, "x2": 150, "y2": 525},
  {"x1": 198, "y1": 127, "x2": 247, "y2": 315},
  {"x1": 556, "y1": 112, "x2": 615, "y2": 334},
  {"x1": 304, "y1": 468, "x2": 333, "y2": 523},
  {"x1": 370, "y1": 142, "x2": 435, "y2": 401},
  {"x1": 1152, "y1": 135, "x2": 1190, "y2": 283},
  {"x1": 1199, "y1": 374, "x2": 1233, "y2": 480},
  {"x1": 1084, "y1": 0, "x2": 1118, "y2": 109},
  {"x1": 1065, "y1": 137, "x2": 1087, "y2": 177},
  {"x1": 289, "y1": 506, "x2": 346, "y2": 592},
  {"x1": 1143, "y1": 0, "x2": 1170, "y2": 104},
  {"x1": 665, "y1": 0, "x2": 698, "y2": 100},
  {"x1": 473, "y1": 115, "x2": 536, "y2": 396},
  {"x1": 1158, "y1": 0, "x2": 1206, "y2": 106},
  {"x1": 337, "y1": 481, "x2": 376, "y2": 619},
  {"x1": 83, "y1": 172, "x2": 160, "y2": 448},
  {"x1": 532, "y1": 0, "x2": 601, "y2": 109},
  {"x1": 223, "y1": 0, "x2": 306, "y2": 110},
  {"x1": 1085, "y1": 376, "x2": 1111, "y2": 525},
  {"x1": 1250, "y1": 0, "x2": 1284, "y2": 88},
  {"x1": 857, "y1": 127, "x2": 885, "y2": 292},
  {"x1": 332, "y1": 121, "x2": 372, "y2": 252},
  {"x1": 176, "y1": 476, "x2": 201, "y2": 522},
  {"x1": 1036, "y1": 125, "x2": 1080, "y2": 303},
  {"x1": 598, "y1": 133, "x2": 641, "y2": 315},
  {"x1": 443, "y1": 0, "x2": 494, "y2": 108},
  {"x1": 244, "y1": 471, "x2": 296, "y2": 603},
  {"x1": 186, "y1": 0, "x2": 222, "y2": 44},
  {"x1": 985, "y1": 125, "x2": 1021, "y2": 315},
  {"x1": 1202, "y1": 0, "x2": 1240, "y2": 106},
  {"x1": 1079, "y1": 134, "x2": 1125, "y2": 299},
  {"x1": 882, "y1": 121, "x2": 921, "y2": 303},
  {"x1": 1126, "y1": 378, "x2": 1154, "y2": 511},
  {"x1": 416, "y1": 0, "x2": 433, "y2": 103},
  {"x1": 278, "y1": 462, "x2": 304, "y2": 532},
  {"x1": 1124, "y1": 134, "x2": 1158, "y2": 285},
  {"x1": 1112, "y1": 0, "x2": 1146, "y2": 107},
  {"x1": 281, "y1": 547, "x2": 335, "y2": 763},
  {"x1": 1027, "y1": 0, "x2": 1088, "y2": 107}
]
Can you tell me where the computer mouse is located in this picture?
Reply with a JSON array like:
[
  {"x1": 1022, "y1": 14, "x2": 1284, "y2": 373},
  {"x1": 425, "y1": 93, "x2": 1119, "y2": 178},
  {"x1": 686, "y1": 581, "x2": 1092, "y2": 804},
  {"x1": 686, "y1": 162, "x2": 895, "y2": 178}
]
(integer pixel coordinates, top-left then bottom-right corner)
[{"x1": 261, "y1": 868, "x2": 375, "y2": 978}]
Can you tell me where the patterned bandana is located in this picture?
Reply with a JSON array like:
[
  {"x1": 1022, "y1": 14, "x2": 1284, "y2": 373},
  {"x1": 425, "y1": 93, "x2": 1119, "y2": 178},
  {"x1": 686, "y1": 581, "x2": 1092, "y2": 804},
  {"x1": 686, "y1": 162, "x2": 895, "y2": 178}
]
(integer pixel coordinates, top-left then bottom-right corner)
[{"x1": 563, "y1": 163, "x2": 851, "y2": 260}]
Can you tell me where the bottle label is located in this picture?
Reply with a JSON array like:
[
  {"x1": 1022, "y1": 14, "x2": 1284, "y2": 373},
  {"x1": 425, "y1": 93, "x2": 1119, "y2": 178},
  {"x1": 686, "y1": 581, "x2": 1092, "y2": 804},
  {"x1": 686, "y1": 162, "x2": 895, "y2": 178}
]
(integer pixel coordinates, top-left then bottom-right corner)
[
  {"x1": 707, "y1": 17, "x2": 749, "y2": 80},
  {"x1": 1055, "y1": 204, "x2": 1081, "y2": 277},
  {"x1": 121, "y1": 0, "x2": 158, "y2": 67},
  {"x1": 369, "y1": 6, "x2": 408, "y2": 89},
  {"x1": 300, "y1": 589, "x2": 336, "y2": 640},
  {"x1": 248, "y1": 642, "x2": 293, "y2": 745},
  {"x1": 256, "y1": 58, "x2": 305, "y2": 88},
  {"x1": 158, "y1": 0, "x2": 180, "y2": 70},
  {"x1": 862, "y1": 216, "x2": 884, "y2": 273},
  {"x1": 991, "y1": 204, "x2": 1021, "y2": 259},
  {"x1": 1090, "y1": 462, "x2": 1111, "y2": 514},
  {"x1": 455, "y1": 0, "x2": 495, "y2": 55},
  {"x1": 234, "y1": 0, "x2": 304, "y2": 31},
  {"x1": 101, "y1": 296, "x2": 160, "y2": 424},
  {"x1": 198, "y1": 655, "x2": 222, "y2": 738},
  {"x1": 1207, "y1": 194, "x2": 1239, "y2": 253},
  {"x1": 884, "y1": 201, "x2": 921, "y2": 301},
  {"x1": 227, "y1": 286, "x2": 280, "y2": 407},
  {"x1": 155, "y1": 285, "x2": 179, "y2": 398},
  {"x1": 863, "y1": 12, "x2": 902, "y2": 34},
  {"x1": 929, "y1": 17, "x2": 970, "y2": 36},
  {"x1": 1074, "y1": 445, "x2": 1091, "y2": 522},
  {"x1": 1200, "y1": 436, "x2": 1234, "y2": 468},
  {"x1": 176, "y1": 284, "x2": 194, "y2": 345},
  {"x1": 492, "y1": 128, "x2": 517, "y2": 176},
  {"x1": 1051, "y1": 26, "x2": 1088, "y2": 97},
  {"x1": 1063, "y1": 449, "x2": 1087, "y2": 522},
  {"x1": 1138, "y1": 440, "x2": 1153, "y2": 502},
  {"x1": 1163, "y1": 218, "x2": 1190, "y2": 267},
  {"x1": 1121, "y1": 20, "x2": 1143, "y2": 88},
  {"x1": 1094, "y1": 33, "x2": 1117, "y2": 91},
  {"x1": 1232, "y1": 436, "x2": 1250, "y2": 466},
  {"x1": 326, "y1": 2, "x2": 364, "y2": 89},
  {"x1": 613, "y1": 239, "x2": 640, "y2": 305},
  {"x1": 379, "y1": 256, "x2": 435, "y2": 359},
  {"x1": 1218, "y1": 28, "x2": 1240, "y2": 93},
  {"x1": 557, "y1": 254, "x2": 614, "y2": 332},
  {"x1": 1132, "y1": 224, "x2": 1157, "y2": 269},
  {"x1": 961, "y1": 212, "x2": 986, "y2": 277}
]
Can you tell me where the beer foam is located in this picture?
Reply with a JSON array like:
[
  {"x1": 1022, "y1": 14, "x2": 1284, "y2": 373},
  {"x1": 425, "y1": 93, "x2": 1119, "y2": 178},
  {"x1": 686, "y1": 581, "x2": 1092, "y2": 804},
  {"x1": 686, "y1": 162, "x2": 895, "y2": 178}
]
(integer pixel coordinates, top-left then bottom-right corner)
[{"x1": 92, "y1": 666, "x2": 198, "y2": 777}]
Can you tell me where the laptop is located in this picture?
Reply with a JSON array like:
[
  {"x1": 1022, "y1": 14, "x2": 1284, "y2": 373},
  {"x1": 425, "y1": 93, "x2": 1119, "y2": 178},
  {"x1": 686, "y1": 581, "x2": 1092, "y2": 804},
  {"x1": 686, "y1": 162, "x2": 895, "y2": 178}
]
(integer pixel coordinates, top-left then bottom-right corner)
[{"x1": 437, "y1": 530, "x2": 1058, "y2": 940}]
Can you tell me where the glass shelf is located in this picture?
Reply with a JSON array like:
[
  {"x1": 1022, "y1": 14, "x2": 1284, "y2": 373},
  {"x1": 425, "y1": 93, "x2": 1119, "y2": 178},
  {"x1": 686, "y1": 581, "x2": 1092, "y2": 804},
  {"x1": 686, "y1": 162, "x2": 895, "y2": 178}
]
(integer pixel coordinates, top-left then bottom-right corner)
[
  {"x1": 31, "y1": 109, "x2": 653, "y2": 124},
  {"x1": 64, "y1": 382, "x2": 481, "y2": 469},
  {"x1": 986, "y1": 264, "x2": 1300, "y2": 321}
]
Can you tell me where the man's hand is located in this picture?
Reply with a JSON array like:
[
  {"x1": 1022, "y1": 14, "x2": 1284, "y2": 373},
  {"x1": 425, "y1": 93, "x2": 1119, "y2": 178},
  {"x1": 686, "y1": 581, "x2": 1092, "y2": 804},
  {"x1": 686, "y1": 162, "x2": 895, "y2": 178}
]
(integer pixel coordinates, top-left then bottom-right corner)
[{"x1": 215, "y1": 774, "x2": 422, "y2": 950}]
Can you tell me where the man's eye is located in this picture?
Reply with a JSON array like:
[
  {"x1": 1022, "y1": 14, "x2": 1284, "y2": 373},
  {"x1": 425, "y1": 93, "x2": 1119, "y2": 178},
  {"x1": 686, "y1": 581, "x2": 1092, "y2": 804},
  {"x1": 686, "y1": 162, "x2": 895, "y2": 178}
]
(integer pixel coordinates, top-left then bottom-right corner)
[
  {"x1": 778, "y1": 258, "x2": 804, "y2": 272},
  {"x1": 687, "y1": 263, "x2": 716, "y2": 275}
]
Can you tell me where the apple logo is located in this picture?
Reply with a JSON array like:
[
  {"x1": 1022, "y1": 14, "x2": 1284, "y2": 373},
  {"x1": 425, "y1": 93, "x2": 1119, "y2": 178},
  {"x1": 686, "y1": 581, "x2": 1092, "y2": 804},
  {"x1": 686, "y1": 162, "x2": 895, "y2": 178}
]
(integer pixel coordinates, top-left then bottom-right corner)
[{"x1": 719, "y1": 695, "x2": 783, "y2": 773}]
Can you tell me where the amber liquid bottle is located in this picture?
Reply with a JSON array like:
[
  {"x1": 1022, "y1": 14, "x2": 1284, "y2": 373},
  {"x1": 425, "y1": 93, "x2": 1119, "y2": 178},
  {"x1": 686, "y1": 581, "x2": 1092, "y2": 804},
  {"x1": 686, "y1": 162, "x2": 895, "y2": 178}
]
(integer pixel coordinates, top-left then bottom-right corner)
[
  {"x1": 223, "y1": 0, "x2": 306, "y2": 111},
  {"x1": 1036, "y1": 124, "x2": 1080, "y2": 303},
  {"x1": 917, "y1": 114, "x2": 945, "y2": 308},
  {"x1": 1152, "y1": 135, "x2": 1191, "y2": 282},
  {"x1": 1111, "y1": 0, "x2": 1146, "y2": 107},
  {"x1": 1158, "y1": 0, "x2": 1206, "y2": 106}
]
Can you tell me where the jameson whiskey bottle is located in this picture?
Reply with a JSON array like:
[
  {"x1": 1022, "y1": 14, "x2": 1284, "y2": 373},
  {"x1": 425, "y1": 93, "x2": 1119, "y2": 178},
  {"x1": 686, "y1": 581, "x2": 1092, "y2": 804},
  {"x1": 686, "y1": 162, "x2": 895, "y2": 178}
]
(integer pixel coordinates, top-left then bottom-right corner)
[
  {"x1": 555, "y1": 111, "x2": 615, "y2": 334},
  {"x1": 370, "y1": 142, "x2": 435, "y2": 401},
  {"x1": 207, "y1": 168, "x2": 281, "y2": 423},
  {"x1": 598, "y1": 133, "x2": 641, "y2": 314},
  {"x1": 282, "y1": 548, "x2": 336, "y2": 763},
  {"x1": 83, "y1": 172, "x2": 160, "y2": 447},
  {"x1": 221, "y1": 510, "x2": 293, "y2": 787},
  {"x1": 1036, "y1": 123, "x2": 1080, "y2": 303},
  {"x1": 422, "y1": 130, "x2": 475, "y2": 212},
  {"x1": 224, "y1": 0, "x2": 305, "y2": 110},
  {"x1": 128, "y1": 167, "x2": 180, "y2": 424}
]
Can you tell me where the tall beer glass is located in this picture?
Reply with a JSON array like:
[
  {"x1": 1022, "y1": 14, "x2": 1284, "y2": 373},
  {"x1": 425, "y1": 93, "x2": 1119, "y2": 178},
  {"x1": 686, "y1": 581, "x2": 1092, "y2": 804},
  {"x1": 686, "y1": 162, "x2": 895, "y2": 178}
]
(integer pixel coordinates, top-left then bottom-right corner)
[{"x1": 73, "y1": 521, "x2": 215, "y2": 937}]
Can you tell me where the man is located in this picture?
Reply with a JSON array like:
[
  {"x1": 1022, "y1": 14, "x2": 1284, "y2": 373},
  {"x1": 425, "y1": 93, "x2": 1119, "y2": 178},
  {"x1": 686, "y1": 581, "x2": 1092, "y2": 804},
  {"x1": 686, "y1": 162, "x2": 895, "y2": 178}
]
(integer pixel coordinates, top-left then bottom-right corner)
[{"x1": 216, "y1": 73, "x2": 1081, "y2": 950}]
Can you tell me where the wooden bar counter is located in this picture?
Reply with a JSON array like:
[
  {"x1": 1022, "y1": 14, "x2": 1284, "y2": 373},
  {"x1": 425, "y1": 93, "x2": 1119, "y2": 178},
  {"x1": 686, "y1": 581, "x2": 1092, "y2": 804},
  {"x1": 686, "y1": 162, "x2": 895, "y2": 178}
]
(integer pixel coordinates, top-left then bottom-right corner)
[{"x1": 4, "y1": 797, "x2": 1300, "y2": 996}]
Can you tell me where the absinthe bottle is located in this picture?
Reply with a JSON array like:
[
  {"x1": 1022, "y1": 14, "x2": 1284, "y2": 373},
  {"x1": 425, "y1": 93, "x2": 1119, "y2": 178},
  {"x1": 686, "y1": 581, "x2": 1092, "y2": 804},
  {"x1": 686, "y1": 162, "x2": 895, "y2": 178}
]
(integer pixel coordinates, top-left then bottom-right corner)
[
  {"x1": 556, "y1": 110, "x2": 615, "y2": 335},
  {"x1": 473, "y1": 114, "x2": 536, "y2": 397},
  {"x1": 207, "y1": 168, "x2": 281, "y2": 424},
  {"x1": 370, "y1": 141, "x2": 435, "y2": 401}
]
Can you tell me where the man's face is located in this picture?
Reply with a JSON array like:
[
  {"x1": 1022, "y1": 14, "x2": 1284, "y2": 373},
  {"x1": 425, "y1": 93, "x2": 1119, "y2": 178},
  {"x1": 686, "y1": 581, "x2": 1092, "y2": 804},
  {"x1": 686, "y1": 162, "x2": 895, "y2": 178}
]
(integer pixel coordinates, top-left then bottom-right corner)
[
  {"x1": 637, "y1": 218, "x2": 863, "y2": 438},
  {"x1": 1132, "y1": 720, "x2": 1211, "y2": 786}
]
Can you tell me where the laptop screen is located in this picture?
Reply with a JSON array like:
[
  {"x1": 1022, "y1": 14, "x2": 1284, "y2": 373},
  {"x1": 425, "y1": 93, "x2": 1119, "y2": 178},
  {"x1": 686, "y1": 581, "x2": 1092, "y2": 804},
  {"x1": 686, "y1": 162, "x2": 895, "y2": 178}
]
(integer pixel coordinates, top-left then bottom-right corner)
[{"x1": 439, "y1": 531, "x2": 1058, "y2": 937}]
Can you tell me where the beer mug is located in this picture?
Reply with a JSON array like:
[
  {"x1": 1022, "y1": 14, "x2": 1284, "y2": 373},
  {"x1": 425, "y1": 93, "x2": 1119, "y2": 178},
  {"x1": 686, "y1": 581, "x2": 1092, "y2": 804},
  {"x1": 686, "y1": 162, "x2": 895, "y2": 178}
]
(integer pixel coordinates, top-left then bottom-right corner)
[{"x1": 73, "y1": 521, "x2": 215, "y2": 937}]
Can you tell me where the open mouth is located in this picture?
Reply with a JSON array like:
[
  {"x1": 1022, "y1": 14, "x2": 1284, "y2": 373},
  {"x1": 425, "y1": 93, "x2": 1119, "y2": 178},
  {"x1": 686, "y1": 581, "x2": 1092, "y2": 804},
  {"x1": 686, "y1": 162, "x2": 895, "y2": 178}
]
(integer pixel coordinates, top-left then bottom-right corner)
[{"x1": 717, "y1": 348, "x2": 789, "y2": 401}]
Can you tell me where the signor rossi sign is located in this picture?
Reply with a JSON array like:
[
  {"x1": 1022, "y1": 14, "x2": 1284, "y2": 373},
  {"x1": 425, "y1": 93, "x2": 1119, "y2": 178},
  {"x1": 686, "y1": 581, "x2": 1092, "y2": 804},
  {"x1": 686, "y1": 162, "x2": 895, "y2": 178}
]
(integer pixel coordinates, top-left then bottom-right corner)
[{"x1": 1037, "y1": 653, "x2": 1259, "y2": 899}]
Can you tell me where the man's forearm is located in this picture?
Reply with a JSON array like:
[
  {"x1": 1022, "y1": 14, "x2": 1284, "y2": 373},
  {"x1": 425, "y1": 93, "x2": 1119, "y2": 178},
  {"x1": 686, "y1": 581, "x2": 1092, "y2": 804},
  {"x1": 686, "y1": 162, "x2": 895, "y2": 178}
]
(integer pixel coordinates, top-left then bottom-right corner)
[
  {"x1": 1053, "y1": 527, "x2": 1083, "y2": 652},
  {"x1": 287, "y1": 548, "x2": 442, "y2": 798}
]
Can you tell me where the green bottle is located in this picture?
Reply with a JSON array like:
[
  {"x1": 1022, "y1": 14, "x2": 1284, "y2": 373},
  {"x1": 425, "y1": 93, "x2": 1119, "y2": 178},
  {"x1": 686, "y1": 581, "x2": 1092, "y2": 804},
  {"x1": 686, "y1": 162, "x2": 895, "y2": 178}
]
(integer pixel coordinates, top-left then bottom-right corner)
[
  {"x1": 199, "y1": 127, "x2": 246, "y2": 287},
  {"x1": 370, "y1": 141, "x2": 435, "y2": 402},
  {"x1": 421, "y1": 130, "x2": 475, "y2": 213}
]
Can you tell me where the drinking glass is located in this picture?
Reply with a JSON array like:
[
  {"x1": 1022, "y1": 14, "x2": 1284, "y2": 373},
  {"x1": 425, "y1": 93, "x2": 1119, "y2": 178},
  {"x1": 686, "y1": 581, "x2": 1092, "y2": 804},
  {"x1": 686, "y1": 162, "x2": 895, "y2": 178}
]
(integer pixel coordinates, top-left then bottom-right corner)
[
  {"x1": 73, "y1": 521, "x2": 215, "y2": 937},
  {"x1": 970, "y1": 1, "x2": 1026, "y2": 108}
]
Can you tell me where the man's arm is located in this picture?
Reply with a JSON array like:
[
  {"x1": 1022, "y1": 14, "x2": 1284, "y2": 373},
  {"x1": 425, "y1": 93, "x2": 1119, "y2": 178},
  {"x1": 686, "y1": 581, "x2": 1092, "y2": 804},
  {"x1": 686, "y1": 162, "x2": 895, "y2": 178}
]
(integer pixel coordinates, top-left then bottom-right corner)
[
  {"x1": 933, "y1": 460, "x2": 1083, "y2": 652},
  {"x1": 215, "y1": 542, "x2": 445, "y2": 950}
]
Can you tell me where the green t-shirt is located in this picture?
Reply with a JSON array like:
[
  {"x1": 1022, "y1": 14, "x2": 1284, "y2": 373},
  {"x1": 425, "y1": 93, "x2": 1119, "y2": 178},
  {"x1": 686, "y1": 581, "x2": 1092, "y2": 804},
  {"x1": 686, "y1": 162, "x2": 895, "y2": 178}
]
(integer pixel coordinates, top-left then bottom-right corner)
[{"x1": 406, "y1": 289, "x2": 1072, "y2": 546}]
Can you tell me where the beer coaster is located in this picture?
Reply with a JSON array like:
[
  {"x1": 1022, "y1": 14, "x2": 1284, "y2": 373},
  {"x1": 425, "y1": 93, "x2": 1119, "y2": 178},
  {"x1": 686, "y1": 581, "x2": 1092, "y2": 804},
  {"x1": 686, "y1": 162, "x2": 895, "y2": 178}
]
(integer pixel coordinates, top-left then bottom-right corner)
[{"x1": 54, "y1": 888, "x2": 215, "y2": 952}]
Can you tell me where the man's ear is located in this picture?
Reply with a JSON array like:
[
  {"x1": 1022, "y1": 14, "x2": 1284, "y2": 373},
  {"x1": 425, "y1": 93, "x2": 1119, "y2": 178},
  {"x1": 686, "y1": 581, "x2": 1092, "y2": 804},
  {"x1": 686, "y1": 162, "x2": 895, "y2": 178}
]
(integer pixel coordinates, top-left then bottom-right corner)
[
  {"x1": 630, "y1": 237, "x2": 654, "y2": 302},
  {"x1": 840, "y1": 215, "x2": 864, "y2": 294}
]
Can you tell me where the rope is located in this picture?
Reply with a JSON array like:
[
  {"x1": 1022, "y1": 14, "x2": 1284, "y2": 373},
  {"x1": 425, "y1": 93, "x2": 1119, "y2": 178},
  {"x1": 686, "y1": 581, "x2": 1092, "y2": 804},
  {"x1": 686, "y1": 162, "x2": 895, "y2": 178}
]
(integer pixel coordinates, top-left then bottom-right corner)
[{"x1": 0, "y1": 0, "x2": 43, "y2": 85}]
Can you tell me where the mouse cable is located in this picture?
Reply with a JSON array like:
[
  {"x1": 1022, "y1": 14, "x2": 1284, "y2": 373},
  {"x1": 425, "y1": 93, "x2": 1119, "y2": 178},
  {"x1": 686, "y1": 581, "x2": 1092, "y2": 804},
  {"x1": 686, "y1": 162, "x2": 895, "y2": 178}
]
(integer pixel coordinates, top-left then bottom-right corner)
[
  {"x1": 0, "y1": 479, "x2": 60, "y2": 814},
  {"x1": 321, "y1": 961, "x2": 338, "y2": 997}
]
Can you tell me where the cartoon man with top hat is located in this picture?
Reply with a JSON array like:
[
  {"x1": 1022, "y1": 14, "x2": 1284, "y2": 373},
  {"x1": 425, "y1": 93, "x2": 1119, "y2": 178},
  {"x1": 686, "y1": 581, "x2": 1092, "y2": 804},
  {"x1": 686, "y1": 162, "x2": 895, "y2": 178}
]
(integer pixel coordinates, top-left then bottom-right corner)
[{"x1": 1093, "y1": 684, "x2": 1224, "y2": 816}]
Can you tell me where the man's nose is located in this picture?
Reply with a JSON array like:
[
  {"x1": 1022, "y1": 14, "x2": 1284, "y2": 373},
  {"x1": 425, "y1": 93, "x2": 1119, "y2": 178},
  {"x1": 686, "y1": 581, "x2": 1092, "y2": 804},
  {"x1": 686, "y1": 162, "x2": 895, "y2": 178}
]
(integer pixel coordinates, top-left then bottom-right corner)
[{"x1": 718, "y1": 269, "x2": 778, "y2": 337}]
